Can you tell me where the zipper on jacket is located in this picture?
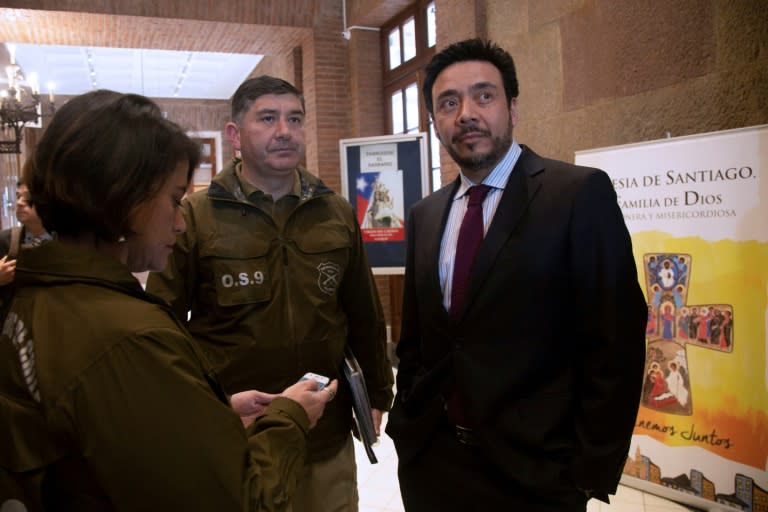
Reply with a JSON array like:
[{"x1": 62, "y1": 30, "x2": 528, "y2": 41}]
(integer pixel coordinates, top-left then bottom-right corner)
[
  {"x1": 210, "y1": 195, "x2": 279, "y2": 231},
  {"x1": 280, "y1": 241, "x2": 301, "y2": 373}
]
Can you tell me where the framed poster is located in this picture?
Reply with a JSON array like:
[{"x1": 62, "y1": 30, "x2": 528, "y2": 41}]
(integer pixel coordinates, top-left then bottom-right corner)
[{"x1": 340, "y1": 133, "x2": 429, "y2": 274}]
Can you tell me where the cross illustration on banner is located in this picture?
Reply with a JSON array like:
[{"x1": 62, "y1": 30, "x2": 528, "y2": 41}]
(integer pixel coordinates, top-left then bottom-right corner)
[{"x1": 640, "y1": 253, "x2": 734, "y2": 415}]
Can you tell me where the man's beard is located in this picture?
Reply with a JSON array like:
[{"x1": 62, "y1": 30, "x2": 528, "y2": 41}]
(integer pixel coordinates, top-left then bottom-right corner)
[{"x1": 444, "y1": 124, "x2": 513, "y2": 174}]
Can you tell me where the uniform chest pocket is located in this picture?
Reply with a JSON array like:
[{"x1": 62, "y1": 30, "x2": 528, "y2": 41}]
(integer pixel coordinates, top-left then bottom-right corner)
[
  {"x1": 291, "y1": 222, "x2": 352, "y2": 296},
  {"x1": 211, "y1": 258, "x2": 271, "y2": 307},
  {"x1": 292, "y1": 221, "x2": 351, "y2": 255},
  {"x1": 204, "y1": 239, "x2": 273, "y2": 307}
]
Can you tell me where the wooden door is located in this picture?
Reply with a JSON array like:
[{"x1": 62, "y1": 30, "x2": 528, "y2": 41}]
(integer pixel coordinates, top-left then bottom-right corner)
[{"x1": 188, "y1": 136, "x2": 217, "y2": 195}]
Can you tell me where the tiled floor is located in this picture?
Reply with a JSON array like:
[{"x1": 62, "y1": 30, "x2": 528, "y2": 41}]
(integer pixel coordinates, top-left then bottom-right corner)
[
  {"x1": 354, "y1": 412, "x2": 403, "y2": 512},
  {"x1": 354, "y1": 413, "x2": 696, "y2": 512}
]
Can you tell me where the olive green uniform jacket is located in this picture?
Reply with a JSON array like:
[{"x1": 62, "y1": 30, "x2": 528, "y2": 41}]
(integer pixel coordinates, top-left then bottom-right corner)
[
  {"x1": 146, "y1": 161, "x2": 394, "y2": 461},
  {"x1": 0, "y1": 241, "x2": 310, "y2": 511}
]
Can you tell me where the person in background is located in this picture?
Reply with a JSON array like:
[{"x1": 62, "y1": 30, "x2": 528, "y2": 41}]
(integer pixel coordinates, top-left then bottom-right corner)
[
  {"x1": 146, "y1": 75, "x2": 394, "y2": 512},
  {"x1": 0, "y1": 90, "x2": 337, "y2": 511},
  {"x1": 385, "y1": 39, "x2": 647, "y2": 511},
  {"x1": 0, "y1": 181, "x2": 53, "y2": 286}
]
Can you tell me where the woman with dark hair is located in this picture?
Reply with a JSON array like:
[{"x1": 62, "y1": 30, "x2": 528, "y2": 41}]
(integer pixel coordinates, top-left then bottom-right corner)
[{"x1": 0, "y1": 90, "x2": 336, "y2": 511}]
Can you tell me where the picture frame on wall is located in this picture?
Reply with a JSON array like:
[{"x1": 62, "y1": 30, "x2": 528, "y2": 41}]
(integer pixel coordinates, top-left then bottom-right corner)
[
  {"x1": 186, "y1": 130, "x2": 223, "y2": 195},
  {"x1": 340, "y1": 133, "x2": 429, "y2": 274}
]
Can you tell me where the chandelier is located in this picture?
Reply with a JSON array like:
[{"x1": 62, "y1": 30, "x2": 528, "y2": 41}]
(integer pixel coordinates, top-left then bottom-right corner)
[{"x1": 1, "y1": 43, "x2": 55, "y2": 154}]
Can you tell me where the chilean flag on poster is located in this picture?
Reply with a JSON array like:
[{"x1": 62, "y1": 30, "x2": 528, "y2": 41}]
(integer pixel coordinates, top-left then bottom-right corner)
[{"x1": 356, "y1": 170, "x2": 406, "y2": 242}]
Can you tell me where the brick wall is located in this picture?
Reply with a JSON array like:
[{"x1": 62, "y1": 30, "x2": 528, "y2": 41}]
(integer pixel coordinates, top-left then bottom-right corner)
[
  {"x1": 347, "y1": 29, "x2": 385, "y2": 137},
  {"x1": 299, "y1": 0, "x2": 349, "y2": 193},
  {"x1": 424, "y1": 0, "x2": 767, "y2": 169},
  {"x1": 465, "y1": 0, "x2": 767, "y2": 163}
]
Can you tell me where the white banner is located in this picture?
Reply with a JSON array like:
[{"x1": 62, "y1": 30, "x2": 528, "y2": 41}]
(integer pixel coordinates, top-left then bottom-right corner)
[{"x1": 576, "y1": 125, "x2": 768, "y2": 511}]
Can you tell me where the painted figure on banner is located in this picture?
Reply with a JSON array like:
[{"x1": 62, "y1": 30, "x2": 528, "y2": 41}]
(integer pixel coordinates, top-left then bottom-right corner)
[
  {"x1": 646, "y1": 305, "x2": 656, "y2": 336},
  {"x1": 357, "y1": 170, "x2": 405, "y2": 242},
  {"x1": 641, "y1": 252, "x2": 734, "y2": 415},
  {"x1": 688, "y1": 306, "x2": 699, "y2": 339},
  {"x1": 719, "y1": 310, "x2": 733, "y2": 349},
  {"x1": 677, "y1": 307, "x2": 689, "y2": 339},
  {"x1": 647, "y1": 254, "x2": 689, "y2": 293},
  {"x1": 657, "y1": 259, "x2": 677, "y2": 289},
  {"x1": 661, "y1": 304, "x2": 675, "y2": 339},
  {"x1": 650, "y1": 283, "x2": 662, "y2": 309},
  {"x1": 673, "y1": 285, "x2": 685, "y2": 308},
  {"x1": 647, "y1": 255, "x2": 658, "y2": 279},
  {"x1": 663, "y1": 361, "x2": 688, "y2": 407},
  {"x1": 675, "y1": 256, "x2": 688, "y2": 283},
  {"x1": 641, "y1": 361, "x2": 666, "y2": 403},
  {"x1": 709, "y1": 308, "x2": 723, "y2": 345}
]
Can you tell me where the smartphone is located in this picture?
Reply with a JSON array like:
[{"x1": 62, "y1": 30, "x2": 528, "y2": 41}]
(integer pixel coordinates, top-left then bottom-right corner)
[{"x1": 300, "y1": 372, "x2": 330, "y2": 391}]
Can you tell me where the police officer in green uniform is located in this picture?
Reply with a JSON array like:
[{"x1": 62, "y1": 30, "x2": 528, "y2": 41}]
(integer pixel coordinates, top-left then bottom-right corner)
[{"x1": 147, "y1": 76, "x2": 394, "y2": 512}]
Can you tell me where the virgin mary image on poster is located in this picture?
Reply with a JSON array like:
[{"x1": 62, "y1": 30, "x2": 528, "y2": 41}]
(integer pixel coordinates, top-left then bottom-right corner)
[{"x1": 356, "y1": 170, "x2": 405, "y2": 242}]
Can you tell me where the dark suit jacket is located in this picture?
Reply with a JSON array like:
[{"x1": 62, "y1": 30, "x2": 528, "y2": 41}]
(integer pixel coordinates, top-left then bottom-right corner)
[{"x1": 386, "y1": 145, "x2": 647, "y2": 499}]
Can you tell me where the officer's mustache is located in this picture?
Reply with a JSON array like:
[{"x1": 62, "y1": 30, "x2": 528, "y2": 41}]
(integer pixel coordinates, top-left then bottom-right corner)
[{"x1": 269, "y1": 143, "x2": 300, "y2": 152}]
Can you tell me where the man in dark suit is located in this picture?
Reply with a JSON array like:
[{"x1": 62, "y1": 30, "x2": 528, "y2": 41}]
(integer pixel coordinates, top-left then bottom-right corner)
[{"x1": 385, "y1": 39, "x2": 647, "y2": 511}]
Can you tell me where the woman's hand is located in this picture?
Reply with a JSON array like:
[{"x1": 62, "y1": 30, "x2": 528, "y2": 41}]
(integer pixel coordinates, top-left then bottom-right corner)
[{"x1": 230, "y1": 389, "x2": 278, "y2": 428}]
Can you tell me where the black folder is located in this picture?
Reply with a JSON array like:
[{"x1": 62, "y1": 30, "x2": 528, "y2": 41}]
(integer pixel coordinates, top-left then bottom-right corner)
[{"x1": 342, "y1": 346, "x2": 378, "y2": 464}]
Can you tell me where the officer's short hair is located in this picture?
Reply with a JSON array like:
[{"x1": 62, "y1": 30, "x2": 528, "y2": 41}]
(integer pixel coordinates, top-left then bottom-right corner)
[{"x1": 231, "y1": 75, "x2": 305, "y2": 124}]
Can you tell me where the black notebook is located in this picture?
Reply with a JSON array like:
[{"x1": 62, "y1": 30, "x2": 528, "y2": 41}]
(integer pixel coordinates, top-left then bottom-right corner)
[{"x1": 342, "y1": 346, "x2": 378, "y2": 464}]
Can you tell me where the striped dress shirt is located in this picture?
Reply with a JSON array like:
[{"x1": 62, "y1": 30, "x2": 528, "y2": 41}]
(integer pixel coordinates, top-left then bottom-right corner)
[{"x1": 439, "y1": 141, "x2": 522, "y2": 311}]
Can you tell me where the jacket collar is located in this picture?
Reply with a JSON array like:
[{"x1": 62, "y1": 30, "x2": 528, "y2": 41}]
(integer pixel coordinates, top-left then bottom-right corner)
[
  {"x1": 15, "y1": 240, "x2": 145, "y2": 298},
  {"x1": 207, "y1": 158, "x2": 335, "y2": 203}
]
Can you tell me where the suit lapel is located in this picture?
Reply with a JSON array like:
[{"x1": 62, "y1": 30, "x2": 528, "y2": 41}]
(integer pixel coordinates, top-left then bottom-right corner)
[{"x1": 459, "y1": 147, "x2": 544, "y2": 319}]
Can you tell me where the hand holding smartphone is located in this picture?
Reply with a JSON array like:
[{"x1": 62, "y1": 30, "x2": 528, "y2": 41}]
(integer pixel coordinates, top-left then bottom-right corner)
[{"x1": 300, "y1": 372, "x2": 330, "y2": 391}]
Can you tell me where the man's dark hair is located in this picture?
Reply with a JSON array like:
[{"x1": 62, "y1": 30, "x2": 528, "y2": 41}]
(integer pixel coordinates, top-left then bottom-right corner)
[
  {"x1": 231, "y1": 75, "x2": 305, "y2": 124},
  {"x1": 422, "y1": 38, "x2": 519, "y2": 116},
  {"x1": 26, "y1": 90, "x2": 199, "y2": 242}
]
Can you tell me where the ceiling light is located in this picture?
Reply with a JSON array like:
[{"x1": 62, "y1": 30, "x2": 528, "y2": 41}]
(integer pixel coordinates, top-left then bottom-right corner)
[{"x1": 1, "y1": 43, "x2": 55, "y2": 154}]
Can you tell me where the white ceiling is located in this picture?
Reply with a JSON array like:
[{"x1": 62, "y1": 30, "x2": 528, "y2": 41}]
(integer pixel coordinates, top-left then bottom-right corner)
[{"x1": 6, "y1": 43, "x2": 262, "y2": 100}]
